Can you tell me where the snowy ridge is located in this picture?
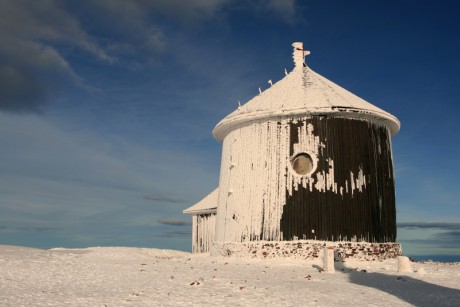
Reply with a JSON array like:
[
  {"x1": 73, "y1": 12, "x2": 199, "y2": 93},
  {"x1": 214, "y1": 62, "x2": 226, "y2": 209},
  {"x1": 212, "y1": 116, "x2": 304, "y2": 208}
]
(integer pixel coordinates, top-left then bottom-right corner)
[{"x1": 1, "y1": 245, "x2": 459, "y2": 306}]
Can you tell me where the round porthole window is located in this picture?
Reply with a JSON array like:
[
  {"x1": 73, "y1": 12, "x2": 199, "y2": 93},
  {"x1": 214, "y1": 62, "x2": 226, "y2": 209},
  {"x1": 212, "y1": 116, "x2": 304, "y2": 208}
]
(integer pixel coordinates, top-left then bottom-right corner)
[{"x1": 291, "y1": 152, "x2": 314, "y2": 176}]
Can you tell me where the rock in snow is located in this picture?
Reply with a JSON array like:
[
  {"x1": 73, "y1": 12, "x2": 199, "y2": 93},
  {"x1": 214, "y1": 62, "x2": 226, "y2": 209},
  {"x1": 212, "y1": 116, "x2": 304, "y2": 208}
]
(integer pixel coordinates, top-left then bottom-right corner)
[{"x1": 1, "y1": 245, "x2": 459, "y2": 306}]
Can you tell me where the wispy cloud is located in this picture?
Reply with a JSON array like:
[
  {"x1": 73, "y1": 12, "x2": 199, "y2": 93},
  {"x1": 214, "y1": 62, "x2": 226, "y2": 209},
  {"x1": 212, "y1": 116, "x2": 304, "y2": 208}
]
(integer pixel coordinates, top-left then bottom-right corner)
[
  {"x1": 0, "y1": 0, "x2": 227, "y2": 112},
  {"x1": 158, "y1": 218, "x2": 192, "y2": 226},
  {"x1": 0, "y1": 222, "x2": 61, "y2": 233},
  {"x1": 400, "y1": 232, "x2": 460, "y2": 244},
  {"x1": 265, "y1": 0, "x2": 301, "y2": 23},
  {"x1": 0, "y1": 0, "x2": 303, "y2": 112},
  {"x1": 143, "y1": 195, "x2": 184, "y2": 204},
  {"x1": 88, "y1": 0, "x2": 229, "y2": 22},
  {"x1": 231, "y1": 0, "x2": 303, "y2": 24},
  {"x1": 398, "y1": 222, "x2": 460, "y2": 231},
  {"x1": 18, "y1": 226, "x2": 62, "y2": 233},
  {"x1": 0, "y1": 0, "x2": 109, "y2": 112},
  {"x1": 434, "y1": 231, "x2": 460, "y2": 245},
  {"x1": 160, "y1": 231, "x2": 192, "y2": 237},
  {"x1": 398, "y1": 223, "x2": 460, "y2": 256}
]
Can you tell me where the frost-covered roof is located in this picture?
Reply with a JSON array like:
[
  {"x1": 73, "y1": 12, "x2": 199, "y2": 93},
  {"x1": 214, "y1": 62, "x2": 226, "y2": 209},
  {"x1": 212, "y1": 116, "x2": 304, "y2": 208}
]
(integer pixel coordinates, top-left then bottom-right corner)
[
  {"x1": 213, "y1": 42, "x2": 400, "y2": 141},
  {"x1": 183, "y1": 188, "x2": 218, "y2": 215}
]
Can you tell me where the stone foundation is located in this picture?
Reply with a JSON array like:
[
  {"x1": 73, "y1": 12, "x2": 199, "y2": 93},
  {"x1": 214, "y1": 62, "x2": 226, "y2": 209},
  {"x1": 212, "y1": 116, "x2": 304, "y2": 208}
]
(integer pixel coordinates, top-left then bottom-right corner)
[{"x1": 211, "y1": 240, "x2": 402, "y2": 261}]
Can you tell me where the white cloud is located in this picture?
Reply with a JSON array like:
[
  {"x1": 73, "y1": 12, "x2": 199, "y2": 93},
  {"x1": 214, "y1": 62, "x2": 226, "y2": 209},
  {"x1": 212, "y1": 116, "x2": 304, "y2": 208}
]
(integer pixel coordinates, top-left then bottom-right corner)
[
  {"x1": 0, "y1": 0, "x2": 302, "y2": 112},
  {"x1": 0, "y1": 0, "x2": 110, "y2": 111},
  {"x1": 0, "y1": 0, "x2": 112, "y2": 62},
  {"x1": 89, "y1": 0, "x2": 229, "y2": 21},
  {"x1": 266, "y1": 0, "x2": 298, "y2": 22},
  {"x1": 231, "y1": 0, "x2": 302, "y2": 24},
  {"x1": 157, "y1": 218, "x2": 192, "y2": 226}
]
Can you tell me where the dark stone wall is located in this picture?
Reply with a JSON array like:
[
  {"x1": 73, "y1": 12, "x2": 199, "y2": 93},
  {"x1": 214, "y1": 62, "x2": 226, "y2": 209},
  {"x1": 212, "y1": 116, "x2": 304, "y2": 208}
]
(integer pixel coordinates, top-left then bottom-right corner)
[
  {"x1": 211, "y1": 241, "x2": 402, "y2": 261},
  {"x1": 280, "y1": 117, "x2": 396, "y2": 242}
]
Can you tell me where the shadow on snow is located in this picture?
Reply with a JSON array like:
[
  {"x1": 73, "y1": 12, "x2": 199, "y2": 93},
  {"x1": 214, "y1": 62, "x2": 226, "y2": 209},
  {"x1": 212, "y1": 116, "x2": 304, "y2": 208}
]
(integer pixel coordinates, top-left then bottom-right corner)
[{"x1": 336, "y1": 263, "x2": 460, "y2": 306}]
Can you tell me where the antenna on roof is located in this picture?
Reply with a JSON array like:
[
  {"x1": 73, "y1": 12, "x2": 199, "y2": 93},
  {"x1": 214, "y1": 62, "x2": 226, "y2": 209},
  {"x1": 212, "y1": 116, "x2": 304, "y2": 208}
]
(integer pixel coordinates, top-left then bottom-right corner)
[{"x1": 268, "y1": 79, "x2": 273, "y2": 86}]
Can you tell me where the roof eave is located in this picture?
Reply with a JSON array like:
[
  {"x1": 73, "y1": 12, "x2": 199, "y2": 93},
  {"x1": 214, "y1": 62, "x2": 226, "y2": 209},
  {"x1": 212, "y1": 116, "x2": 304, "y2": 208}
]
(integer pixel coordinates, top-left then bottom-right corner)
[
  {"x1": 183, "y1": 208, "x2": 217, "y2": 215},
  {"x1": 213, "y1": 108, "x2": 400, "y2": 141}
]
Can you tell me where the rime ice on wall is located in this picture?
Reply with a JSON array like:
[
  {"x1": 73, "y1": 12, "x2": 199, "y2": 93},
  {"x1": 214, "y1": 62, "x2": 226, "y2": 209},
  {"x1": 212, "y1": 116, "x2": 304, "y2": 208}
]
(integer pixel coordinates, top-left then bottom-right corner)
[
  {"x1": 214, "y1": 116, "x2": 396, "y2": 244},
  {"x1": 192, "y1": 214, "x2": 216, "y2": 253},
  {"x1": 286, "y1": 120, "x2": 368, "y2": 198},
  {"x1": 184, "y1": 189, "x2": 218, "y2": 253},
  {"x1": 215, "y1": 118, "x2": 288, "y2": 243}
]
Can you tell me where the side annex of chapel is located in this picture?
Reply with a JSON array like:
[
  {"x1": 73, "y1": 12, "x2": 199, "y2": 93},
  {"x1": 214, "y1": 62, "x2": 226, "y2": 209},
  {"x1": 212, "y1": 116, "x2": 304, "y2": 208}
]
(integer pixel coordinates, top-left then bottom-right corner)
[{"x1": 183, "y1": 189, "x2": 218, "y2": 253}]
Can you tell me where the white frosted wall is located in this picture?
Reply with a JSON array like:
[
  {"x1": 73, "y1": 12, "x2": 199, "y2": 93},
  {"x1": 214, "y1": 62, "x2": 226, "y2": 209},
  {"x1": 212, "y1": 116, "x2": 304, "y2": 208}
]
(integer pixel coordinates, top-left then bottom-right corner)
[
  {"x1": 215, "y1": 118, "x2": 289, "y2": 242},
  {"x1": 192, "y1": 213, "x2": 216, "y2": 253},
  {"x1": 192, "y1": 215, "x2": 198, "y2": 251}
]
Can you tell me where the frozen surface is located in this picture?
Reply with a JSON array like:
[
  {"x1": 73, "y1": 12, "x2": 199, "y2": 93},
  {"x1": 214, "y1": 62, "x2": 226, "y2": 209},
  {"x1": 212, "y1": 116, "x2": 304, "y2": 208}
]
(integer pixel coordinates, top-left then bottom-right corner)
[{"x1": 1, "y1": 245, "x2": 459, "y2": 306}]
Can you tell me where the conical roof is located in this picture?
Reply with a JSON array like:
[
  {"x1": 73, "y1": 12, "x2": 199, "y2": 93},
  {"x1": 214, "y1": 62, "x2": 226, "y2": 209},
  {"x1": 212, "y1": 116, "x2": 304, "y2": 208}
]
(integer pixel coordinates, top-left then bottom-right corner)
[{"x1": 213, "y1": 42, "x2": 400, "y2": 141}]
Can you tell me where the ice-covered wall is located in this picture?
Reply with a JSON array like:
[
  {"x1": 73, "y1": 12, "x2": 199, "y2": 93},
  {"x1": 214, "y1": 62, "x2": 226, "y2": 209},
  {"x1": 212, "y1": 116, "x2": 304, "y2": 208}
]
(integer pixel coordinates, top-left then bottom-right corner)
[
  {"x1": 215, "y1": 117, "x2": 288, "y2": 243},
  {"x1": 192, "y1": 213, "x2": 216, "y2": 253},
  {"x1": 214, "y1": 115, "x2": 396, "y2": 244}
]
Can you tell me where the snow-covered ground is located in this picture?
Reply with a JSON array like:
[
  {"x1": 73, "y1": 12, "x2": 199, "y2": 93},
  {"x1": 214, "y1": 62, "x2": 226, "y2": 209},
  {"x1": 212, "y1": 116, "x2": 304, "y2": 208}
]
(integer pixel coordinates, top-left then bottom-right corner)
[{"x1": 1, "y1": 245, "x2": 459, "y2": 306}]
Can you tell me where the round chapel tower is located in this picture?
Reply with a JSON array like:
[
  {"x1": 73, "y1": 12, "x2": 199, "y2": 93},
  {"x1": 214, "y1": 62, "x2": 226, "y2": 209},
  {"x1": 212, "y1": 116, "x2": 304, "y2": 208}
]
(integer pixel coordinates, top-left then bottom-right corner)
[{"x1": 211, "y1": 42, "x2": 401, "y2": 259}]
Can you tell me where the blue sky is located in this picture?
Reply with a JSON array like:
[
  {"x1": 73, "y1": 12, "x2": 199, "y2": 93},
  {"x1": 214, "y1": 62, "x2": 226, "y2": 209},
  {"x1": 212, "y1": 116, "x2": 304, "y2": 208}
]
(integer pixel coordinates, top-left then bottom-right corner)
[{"x1": 1, "y1": 0, "x2": 459, "y2": 258}]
